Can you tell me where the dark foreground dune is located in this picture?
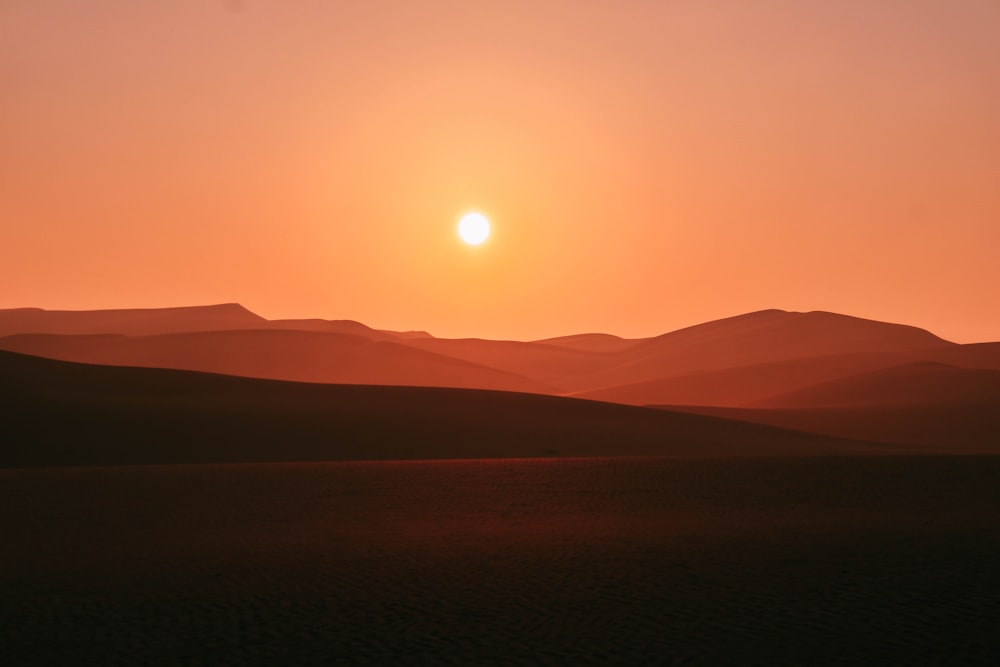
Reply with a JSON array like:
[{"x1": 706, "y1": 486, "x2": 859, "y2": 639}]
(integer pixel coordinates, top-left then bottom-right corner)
[
  {"x1": 4, "y1": 457, "x2": 1000, "y2": 665},
  {"x1": 0, "y1": 328, "x2": 556, "y2": 394},
  {"x1": 0, "y1": 350, "x2": 898, "y2": 468}
]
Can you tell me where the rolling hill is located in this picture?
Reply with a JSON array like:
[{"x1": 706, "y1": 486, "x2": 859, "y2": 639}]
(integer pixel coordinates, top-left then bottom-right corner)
[
  {"x1": 0, "y1": 350, "x2": 895, "y2": 467},
  {"x1": 0, "y1": 330, "x2": 554, "y2": 394},
  {"x1": 4, "y1": 305, "x2": 992, "y2": 410},
  {"x1": 659, "y1": 363, "x2": 1000, "y2": 450}
]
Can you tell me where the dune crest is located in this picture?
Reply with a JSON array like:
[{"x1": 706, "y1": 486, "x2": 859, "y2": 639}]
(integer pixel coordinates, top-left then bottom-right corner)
[
  {"x1": 532, "y1": 333, "x2": 642, "y2": 354},
  {"x1": 0, "y1": 330, "x2": 554, "y2": 394},
  {"x1": 0, "y1": 303, "x2": 265, "y2": 337}
]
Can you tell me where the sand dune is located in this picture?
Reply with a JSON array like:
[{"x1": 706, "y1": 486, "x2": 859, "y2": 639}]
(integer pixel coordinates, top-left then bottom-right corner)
[
  {"x1": 654, "y1": 363, "x2": 1000, "y2": 449},
  {"x1": 260, "y1": 318, "x2": 428, "y2": 341},
  {"x1": 0, "y1": 350, "x2": 896, "y2": 468},
  {"x1": 532, "y1": 332, "x2": 643, "y2": 353},
  {"x1": 4, "y1": 306, "x2": 995, "y2": 431},
  {"x1": 574, "y1": 352, "x2": 898, "y2": 406},
  {"x1": 753, "y1": 362, "x2": 1000, "y2": 408},
  {"x1": 398, "y1": 337, "x2": 613, "y2": 389},
  {"x1": 575, "y1": 344, "x2": 1000, "y2": 407},
  {"x1": 395, "y1": 310, "x2": 954, "y2": 394},
  {"x1": 0, "y1": 304, "x2": 438, "y2": 340},
  {"x1": 266, "y1": 318, "x2": 392, "y2": 339},
  {"x1": 922, "y1": 342, "x2": 1000, "y2": 369},
  {"x1": 566, "y1": 309, "x2": 954, "y2": 393},
  {"x1": 3, "y1": 306, "x2": 969, "y2": 400},
  {"x1": 0, "y1": 303, "x2": 266, "y2": 336},
  {"x1": 379, "y1": 328, "x2": 433, "y2": 339},
  {"x1": 0, "y1": 329, "x2": 553, "y2": 394}
]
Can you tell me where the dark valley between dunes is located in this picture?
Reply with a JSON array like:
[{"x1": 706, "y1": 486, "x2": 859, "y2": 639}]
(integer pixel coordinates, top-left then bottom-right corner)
[{"x1": 3, "y1": 305, "x2": 1000, "y2": 665}]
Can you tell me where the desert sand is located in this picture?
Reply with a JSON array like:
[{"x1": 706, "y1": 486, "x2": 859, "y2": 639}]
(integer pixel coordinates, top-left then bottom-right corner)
[{"x1": 4, "y1": 457, "x2": 1000, "y2": 665}]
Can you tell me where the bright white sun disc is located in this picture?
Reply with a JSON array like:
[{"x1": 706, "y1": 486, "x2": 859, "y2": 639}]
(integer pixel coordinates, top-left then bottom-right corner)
[{"x1": 458, "y1": 213, "x2": 490, "y2": 245}]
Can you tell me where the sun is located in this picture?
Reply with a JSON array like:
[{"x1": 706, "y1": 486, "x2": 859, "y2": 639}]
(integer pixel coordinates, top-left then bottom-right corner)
[{"x1": 457, "y1": 212, "x2": 491, "y2": 246}]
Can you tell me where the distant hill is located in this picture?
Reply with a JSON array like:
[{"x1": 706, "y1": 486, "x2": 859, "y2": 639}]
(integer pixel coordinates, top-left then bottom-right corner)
[
  {"x1": 398, "y1": 337, "x2": 613, "y2": 389},
  {"x1": 572, "y1": 352, "x2": 898, "y2": 406},
  {"x1": 267, "y1": 318, "x2": 392, "y2": 339},
  {"x1": 565, "y1": 310, "x2": 953, "y2": 393},
  {"x1": 0, "y1": 305, "x2": 430, "y2": 340},
  {"x1": 532, "y1": 333, "x2": 642, "y2": 354},
  {"x1": 4, "y1": 305, "x2": 988, "y2": 402},
  {"x1": 573, "y1": 343, "x2": 1000, "y2": 407},
  {"x1": 0, "y1": 303, "x2": 265, "y2": 337},
  {"x1": 751, "y1": 362, "x2": 1000, "y2": 409},
  {"x1": 397, "y1": 310, "x2": 954, "y2": 393}
]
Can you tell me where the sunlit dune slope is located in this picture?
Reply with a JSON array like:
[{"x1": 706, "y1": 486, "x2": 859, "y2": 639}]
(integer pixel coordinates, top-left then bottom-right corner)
[
  {"x1": 921, "y1": 342, "x2": 1000, "y2": 370},
  {"x1": 574, "y1": 353, "x2": 899, "y2": 407},
  {"x1": 396, "y1": 309, "x2": 952, "y2": 393},
  {"x1": 565, "y1": 310, "x2": 953, "y2": 393},
  {"x1": 574, "y1": 343, "x2": 1000, "y2": 407},
  {"x1": 398, "y1": 337, "x2": 612, "y2": 389},
  {"x1": 659, "y1": 363, "x2": 1000, "y2": 450},
  {"x1": 0, "y1": 330, "x2": 553, "y2": 394},
  {"x1": 1, "y1": 306, "x2": 979, "y2": 402},
  {"x1": 0, "y1": 350, "x2": 894, "y2": 467},
  {"x1": 752, "y1": 362, "x2": 1000, "y2": 408}
]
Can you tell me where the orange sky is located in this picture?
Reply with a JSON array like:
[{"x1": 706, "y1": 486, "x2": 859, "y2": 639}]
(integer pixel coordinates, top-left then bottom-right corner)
[{"x1": 2, "y1": 1, "x2": 999, "y2": 342}]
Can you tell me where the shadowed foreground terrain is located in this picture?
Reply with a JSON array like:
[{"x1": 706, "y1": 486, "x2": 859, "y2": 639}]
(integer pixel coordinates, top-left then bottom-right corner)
[
  {"x1": 3, "y1": 457, "x2": 1000, "y2": 665},
  {"x1": 0, "y1": 350, "x2": 897, "y2": 467}
]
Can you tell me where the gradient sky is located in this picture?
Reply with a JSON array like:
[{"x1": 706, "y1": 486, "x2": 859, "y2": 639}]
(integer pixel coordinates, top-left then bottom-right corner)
[{"x1": 3, "y1": 0, "x2": 999, "y2": 341}]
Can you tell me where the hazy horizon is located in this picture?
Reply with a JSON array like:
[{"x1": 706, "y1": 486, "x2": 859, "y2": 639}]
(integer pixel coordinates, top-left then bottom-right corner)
[{"x1": 1, "y1": 300, "x2": 992, "y2": 345}]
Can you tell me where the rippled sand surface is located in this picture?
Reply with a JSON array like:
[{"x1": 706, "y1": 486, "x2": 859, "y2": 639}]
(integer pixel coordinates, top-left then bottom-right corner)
[{"x1": 4, "y1": 456, "x2": 1000, "y2": 665}]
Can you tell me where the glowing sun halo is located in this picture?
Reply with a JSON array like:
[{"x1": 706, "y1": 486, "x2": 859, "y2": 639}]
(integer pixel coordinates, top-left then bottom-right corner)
[{"x1": 458, "y1": 213, "x2": 491, "y2": 245}]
